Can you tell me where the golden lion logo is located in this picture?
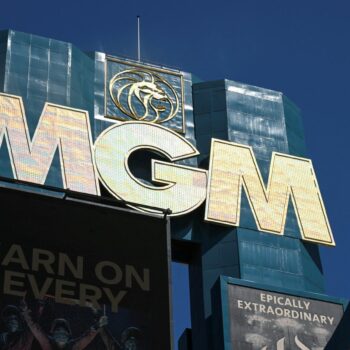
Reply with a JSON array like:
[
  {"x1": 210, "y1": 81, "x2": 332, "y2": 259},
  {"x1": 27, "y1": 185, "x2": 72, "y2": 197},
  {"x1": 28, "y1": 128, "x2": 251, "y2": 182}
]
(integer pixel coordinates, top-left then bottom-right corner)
[{"x1": 109, "y1": 69, "x2": 179, "y2": 123}]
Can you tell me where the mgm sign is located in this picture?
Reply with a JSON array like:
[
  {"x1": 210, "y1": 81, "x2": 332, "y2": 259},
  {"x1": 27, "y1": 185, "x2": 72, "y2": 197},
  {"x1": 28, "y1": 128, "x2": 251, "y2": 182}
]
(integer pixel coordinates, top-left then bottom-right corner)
[{"x1": 0, "y1": 92, "x2": 334, "y2": 246}]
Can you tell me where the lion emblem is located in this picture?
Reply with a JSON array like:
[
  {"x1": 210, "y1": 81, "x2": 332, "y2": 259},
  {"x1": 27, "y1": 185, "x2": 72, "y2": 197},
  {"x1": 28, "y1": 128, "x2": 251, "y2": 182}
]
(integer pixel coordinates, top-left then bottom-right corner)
[{"x1": 109, "y1": 69, "x2": 179, "y2": 123}]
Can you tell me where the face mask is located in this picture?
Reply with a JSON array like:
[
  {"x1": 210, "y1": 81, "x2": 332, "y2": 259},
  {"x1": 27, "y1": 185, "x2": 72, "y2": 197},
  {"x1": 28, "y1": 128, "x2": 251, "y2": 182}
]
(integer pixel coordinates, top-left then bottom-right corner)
[
  {"x1": 53, "y1": 329, "x2": 69, "y2": 348},
  {"x1": 124, "y1": 338, "x2": 137, "y2": 350},
  {"x1": 6, "y1": 316, "x2": 19, "y2": 333}
]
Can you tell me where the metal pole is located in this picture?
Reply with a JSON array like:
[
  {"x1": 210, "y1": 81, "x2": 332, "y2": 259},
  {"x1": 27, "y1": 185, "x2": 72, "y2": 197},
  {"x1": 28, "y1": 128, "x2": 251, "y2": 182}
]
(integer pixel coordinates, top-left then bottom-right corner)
[{"x1": 137, "y1": 15, "x2": 141, "y2": 62}]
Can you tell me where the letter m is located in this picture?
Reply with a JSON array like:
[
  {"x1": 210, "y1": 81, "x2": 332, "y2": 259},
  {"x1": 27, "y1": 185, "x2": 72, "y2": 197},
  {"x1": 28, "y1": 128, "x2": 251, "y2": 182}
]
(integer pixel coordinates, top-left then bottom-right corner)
[
  {"x1": 0, "y1": 93, "x2": 99, "y2": 195},
  {"x1": 205, "y1": 139, "x2": 334, "y2": 246}
]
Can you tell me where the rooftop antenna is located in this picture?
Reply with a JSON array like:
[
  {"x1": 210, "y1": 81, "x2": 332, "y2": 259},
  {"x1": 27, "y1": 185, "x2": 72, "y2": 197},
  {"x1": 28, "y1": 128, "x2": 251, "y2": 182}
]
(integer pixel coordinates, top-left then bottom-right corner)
[{"x1": 137, "y1": 15, "x2": 141, "y2": 62}]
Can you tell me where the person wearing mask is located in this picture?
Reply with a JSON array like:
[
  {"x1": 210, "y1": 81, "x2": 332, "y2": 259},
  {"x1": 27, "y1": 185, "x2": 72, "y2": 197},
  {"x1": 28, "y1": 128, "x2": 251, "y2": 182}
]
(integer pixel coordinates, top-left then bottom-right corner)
[
  {"x1": 100, "y1": 327, "x2": 141, "y2": 350},
  {"x1": 22, "y1": 306, "x2": 107, "y2": 350},
  {"x1": 0, "y1": 305, "x2": 34, "y2": 350}
]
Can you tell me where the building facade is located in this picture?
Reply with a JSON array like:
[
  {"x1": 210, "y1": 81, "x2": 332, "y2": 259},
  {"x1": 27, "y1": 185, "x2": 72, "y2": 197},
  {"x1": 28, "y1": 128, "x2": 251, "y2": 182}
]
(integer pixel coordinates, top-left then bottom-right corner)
[{"x1": 0, "y1": 29, "x2": 348, "y2": 349}]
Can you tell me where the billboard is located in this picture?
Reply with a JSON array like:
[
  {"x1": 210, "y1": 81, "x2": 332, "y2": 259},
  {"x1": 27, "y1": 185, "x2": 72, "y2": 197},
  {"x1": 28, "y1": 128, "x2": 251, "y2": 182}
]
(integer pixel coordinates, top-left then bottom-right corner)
[
  {"x1": 214, "y1": 278, "x2": 346, "y2": 350},
  {"x1": 0, "y1": 183, "x2": 172, "y2": 349}
]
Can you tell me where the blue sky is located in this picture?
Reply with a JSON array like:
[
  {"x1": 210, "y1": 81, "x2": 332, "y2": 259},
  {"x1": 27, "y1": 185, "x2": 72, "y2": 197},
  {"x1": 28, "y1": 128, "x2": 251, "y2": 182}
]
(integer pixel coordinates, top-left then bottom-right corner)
[{"x1": 2, "y1": 0, "x2": 350, "y2": 346}]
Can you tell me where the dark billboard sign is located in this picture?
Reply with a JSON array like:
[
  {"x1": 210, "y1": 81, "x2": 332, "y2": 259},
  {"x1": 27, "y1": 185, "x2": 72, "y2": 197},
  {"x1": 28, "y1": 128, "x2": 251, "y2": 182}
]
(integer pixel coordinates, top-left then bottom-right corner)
[
  {"x1": 214, "y1": 277, "x2": 346, "y2": 350},
  {"x1": 0, "y1": 183, "x2": 172, "y2": 350}
]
